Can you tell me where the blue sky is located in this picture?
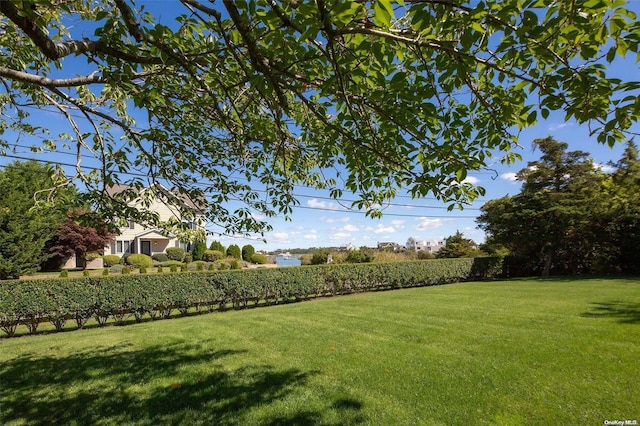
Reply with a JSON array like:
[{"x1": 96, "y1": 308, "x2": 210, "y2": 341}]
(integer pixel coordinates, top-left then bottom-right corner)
[{"x1": 1, "y1": 1, "x2": 639, "y2": 252}]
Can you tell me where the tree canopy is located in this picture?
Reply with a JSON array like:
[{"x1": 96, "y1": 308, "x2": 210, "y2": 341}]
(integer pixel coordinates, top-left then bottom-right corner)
[
  {"x1": 0, "y1": 161, "x2": 78, "y2": 279},
  {"x1": 1, "y1": 0, "x2": 639, "y2": 235},
  {"x1": 477, "y1": 137, "x2": 640, "y2": 276}
]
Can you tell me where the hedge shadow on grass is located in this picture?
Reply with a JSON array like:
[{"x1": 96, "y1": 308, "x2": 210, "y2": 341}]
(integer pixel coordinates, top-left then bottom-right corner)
[
  {"x1": 0, "y1": 341, "x2": 352, "y2": 425},
  {"x1": 581, "y1": 301, "x2": 640, "y2": 324}
]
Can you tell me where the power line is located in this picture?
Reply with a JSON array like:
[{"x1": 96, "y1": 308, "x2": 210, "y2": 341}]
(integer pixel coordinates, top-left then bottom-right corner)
[{"x1": 0, "y1": 152, "x2": 485, "y2": 217}]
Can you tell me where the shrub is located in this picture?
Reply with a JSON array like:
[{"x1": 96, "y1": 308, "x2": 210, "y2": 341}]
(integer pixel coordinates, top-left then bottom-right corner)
[
  {"x1": 226, "y1": 244, "x2": 241, "y2": 259},
  {"x1": 203, "y1": 250, "x2": 224, "y2": 262},
  {"x1": 0, "y1": 258, "x2": 504, "y2": 337},
  {"x1": 218, "y1": 261, "x2": 229, "y2": 270},
  {"x1": 140, "y1": 266, "x2": 147, "y2": 274},
  {"x1": 242, "y1": 245, "x2": 255, "y2": 261},
  {"x1": 166, "y1": 247, "x2": 185, "y2": 261},
  {"x1": 110, "y1": 264, "x2": 123, "y2": 274},
  {"x1": 59, "y1": 270, "x2": 69, "y2": 278},
  {"x1": 126, "y1": 254, "x2": 153, "y2": 269},
  {"x1": 161, "y1": 260, "x2": 184, "y2": 267},
  {"x1": 196, "y1": 261, "x2": 205, "y2": 271},
  {"x1": 121, "y1": 266, "x2": 131, "y2": 275},
  {"x1": 102, "y1": 268, "x2": 109, "y2": 276},
  {"x1": 230, "y1": 260, "x2": 240, "y2": 270},
  {"x1": 157, "y1": 265, "x2": 163, "y2": 273},
  {"x1": 208, "y1": 263, "x2": 216, "y2": 271},
  {"x1": 181, "y1": 263, "x2": 188, "y2": 272},
  {"x1": 103, "y1": 254, "x2": 121, "y2": 267},
  {"x1": 192, "y1": 241, "x2": 207, "y2": 261},
  {"x1": 184, "y1": 253, "x2": 193, "y2": 263},
  {"x1": 170, "y1": 264, "x2": 178, "y2": 273},
  {"x1": 119, "y1": 253, "x2": 132, "y2": 265},
  {"x1": 152, "y1": 253, "x2": 169, "y2": 263},
  {"x1": 83, "y1": 270, "x2": 90, "y2": 277},
  {"x1": 251, "y1": 253, "x2": 268, "y2": 264}
]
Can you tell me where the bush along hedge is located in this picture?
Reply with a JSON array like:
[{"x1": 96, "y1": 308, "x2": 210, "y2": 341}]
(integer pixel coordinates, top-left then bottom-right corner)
[{"x1": 0, "y1": 258, "x2": 502, "y2": 337}]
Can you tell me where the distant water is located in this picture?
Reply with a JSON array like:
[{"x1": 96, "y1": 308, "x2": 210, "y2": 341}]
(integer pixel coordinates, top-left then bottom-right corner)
[{"x1": 275, "y1": 255, "x2": 301, "y2": 267}]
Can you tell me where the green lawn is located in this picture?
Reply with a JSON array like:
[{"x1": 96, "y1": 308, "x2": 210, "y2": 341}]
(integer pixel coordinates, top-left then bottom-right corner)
[{"x1": 1, "y1": 278, "x2": 639, "y2": 425}]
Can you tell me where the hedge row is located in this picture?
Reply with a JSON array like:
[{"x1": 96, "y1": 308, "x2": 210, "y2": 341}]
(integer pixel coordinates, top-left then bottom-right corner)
[{"x1": 0, "y1": 257, "x2": 502, "y2": 337}]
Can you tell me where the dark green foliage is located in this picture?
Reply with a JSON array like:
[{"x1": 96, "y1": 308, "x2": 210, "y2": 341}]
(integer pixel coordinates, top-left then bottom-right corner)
[
  {"x1": 196, "y1": 262, "x2": 205, "y2": 271},
  {"x1": 139, "y1": 267, "x2": 147, "y2": 274},
  {"x1": 192, "y1": 241, "x2": 207, "y2": 261},
  {"x1": 157, "y1": 265, "x2": 163, "y2": 273},
  {"x1": 0, "y1": 258, "x2": 502, "y2": 336},
  {"x1": 311, "y1": 249, "x2": 330, "y2": 265},
  {"x1": 165, "y1": 247, "x2": 185, "y2": 262},
  {"x1": 226, "y1": 245, "x2": 241, "y2": 259},
  {"x1": 230, "y1": 260, "x2": 240, "y2": 270},
  {"x1": 251, "y1": 253, "x2": 268, "y2": 264},
  {"x1": 83, "y1": 270, "x2": 90, "y2": 277},
  {"x1": 121, "y1": 267, "x2": 131, "y2": 275},
  {"x1": 102, "y1": 268, "x2": 109, "y2": 276},
  {"x1": 170, "y1": 265, "x2": 178, "y2": 273},
  {"x1": 346, "y1": 249, "x2": 375, "y2": 263},
  {"x1": 103, "y1": 255, "x2": 121, "y2": 267},
  {"x1": 241, "y1": 245, "x2": 256, "y2": 262},
  {"x1": 0, "y1": 161, "x2": 76, "y2": 279},
  {"x1": 209, "y1": 241, "x2": 225, "y2": 253},
  {"x1": 478, "y1": 137, "x2": 640, "y2": 276},
  {"x1": 59, "y1": 270, "x2": 69, "y2": 278},
  {"x1": 208, "y1": 263, "x2": 216, "y2": 271},
  {"x1": 126, "y1": 254, "x2": 153, "y2": 269},
  {"x1": 203, "y1": 250, "x2": 224, "y2": 262},
  {"x1": 437, "y1": 231, "x2": 483, "y2": 259},
  {"x1": 151, "y1": 253, "x2": 169, "y2": 263}
]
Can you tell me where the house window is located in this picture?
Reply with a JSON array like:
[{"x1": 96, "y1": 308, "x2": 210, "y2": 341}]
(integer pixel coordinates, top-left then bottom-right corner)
[
  {"x1": 116, "y1": 240, "x2": 131, "y2": 254},
  {"x1": 129, "y1": 221, "x2": 135, "y2": 230}
]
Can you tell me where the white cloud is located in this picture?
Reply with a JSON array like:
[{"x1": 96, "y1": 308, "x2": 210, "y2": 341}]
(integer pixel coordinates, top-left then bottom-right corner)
[
  {"x1": 391, "y1": 219, "x2": 406, "y2": 228},
  {"x1": 463, "y1": 176, "x2": 480, "y2": 185},
  {"x1": 321, "y1": 216, "x2": 350, "y2": 224},
  {"x1": 548, "y1": 122, "x2": 574, "y2": 131},
  {"x1": 342, "y1": 224, "x2": 359, "y2": 232},
  {"x1": 595, "y1": 163, "x2": 615, "y2": 173},
  {"x1": 307, "y1": 198, "x2": 339, "y2": 210},
  {"x1": 366, "y1": 224, "x2": 395, "y2": 234},
  {"x1": 500, "y1": 172, "x2": 518, "y2": 182},
  {"x1": 331, "y1": 232, "x2": 352, "y2": 240},
  {"x1": 304, "y1": 230, "x2": 319, "y2": 240},
  {"x1": 269, "y1": 232, "x2": 292, "y2": 243},
  {"x1": 415, "y1": 217, "x2": 444, "y2": 231}
]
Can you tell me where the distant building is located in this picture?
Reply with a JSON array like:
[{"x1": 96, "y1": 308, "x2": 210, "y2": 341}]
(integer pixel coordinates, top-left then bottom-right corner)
[
  {"x1": 406, "y1": 237, "x2": 445, "y2": 254},
  {"x1": 377, "y1": 242, "x2": 403, "y2": 251},
  {"x1": 339, "y1": 242, "x2": 357, "y2": 251}
]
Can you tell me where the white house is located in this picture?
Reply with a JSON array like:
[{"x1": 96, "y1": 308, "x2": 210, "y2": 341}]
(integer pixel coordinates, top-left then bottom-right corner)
[
  {"x1": 406, "y1": 237, "x2": 445, "y2": 254},
  {"x1": 105, "y1": 184, "x2": 206, "y2": 258}
]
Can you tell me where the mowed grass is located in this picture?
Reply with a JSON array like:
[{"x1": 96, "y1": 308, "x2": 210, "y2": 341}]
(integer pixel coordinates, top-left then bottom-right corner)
[{"x1": 1, "y1": 278, "x2": 639, "y2": 425}]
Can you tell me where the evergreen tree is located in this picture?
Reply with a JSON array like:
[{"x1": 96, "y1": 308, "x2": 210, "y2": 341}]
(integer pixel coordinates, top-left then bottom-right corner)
[
  {"x1": 241, "y1": 244, "x2": 255, "y2": 262},
  {"x1": 0, "y1": 161, "x2": 77, "y2": 279},
  {"x1": 478, "y1": 138, "x2": 606, "y2": 276},
  {"x1": 436, "y1": 231, "x2": 481, "y2": 258},
  {"x1": 226, "y1": 244, "x2": 241, "y2": 259}
]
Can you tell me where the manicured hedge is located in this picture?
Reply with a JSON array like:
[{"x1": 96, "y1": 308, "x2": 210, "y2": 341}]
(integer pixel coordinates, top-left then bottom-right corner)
[{"x1": 0, "y1": 258, "x2": 501, "y2": 337}]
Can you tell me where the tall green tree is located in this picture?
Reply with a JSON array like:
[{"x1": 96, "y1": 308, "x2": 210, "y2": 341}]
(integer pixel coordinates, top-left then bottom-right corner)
[
  {"x1": 241, "y1": 244, "x2": 256, "y2": 262},
  {"x1": 436, "y1": 231, "x2": 482, "y2": 258},
  {"x1": 477, "y1": 138, "x2": 606, "y2": 276},
  {"x1": 0, "y1": 161, "x2": 77, "y2": 279},
  {"x1": 209, "y1": 240, "x2": 226, "y2": 253},
  {"x1": 226, "y1": 244, "x2": 241, "y2": 260},
  {"x1": 0, "y1": 1, "x2": 638, "y2": 235},
  {"x1": 602, "y1": 141, "x2": 640, "y2": 273}
]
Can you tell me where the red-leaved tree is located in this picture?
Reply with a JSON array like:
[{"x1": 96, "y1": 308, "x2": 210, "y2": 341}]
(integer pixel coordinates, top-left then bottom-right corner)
[{"x1": 44, "y1": 210, "x2": 113, "y2": 270}]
